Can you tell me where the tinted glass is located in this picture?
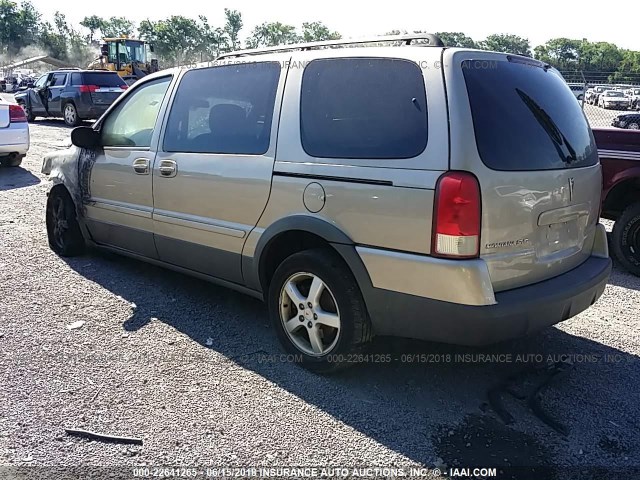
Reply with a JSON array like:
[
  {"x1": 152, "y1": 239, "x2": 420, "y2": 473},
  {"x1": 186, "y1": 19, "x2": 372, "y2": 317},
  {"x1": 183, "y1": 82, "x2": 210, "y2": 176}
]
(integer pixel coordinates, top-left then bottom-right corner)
[
  {"x1": 163, "y1": 62, "x2": 280, "y2": 155},
  {"x1": 463, "y1": 59, "x2": 598, "y2": 171},
  {"x1": 82, "y1": 72, "x2": 126, "y2": 87},
  {"x1": 51, "y1": 73, "x2": 67, "y2": 86},
  {"x1": 71, "y1": 73, "x2": 82, "y2": 85},
  {"x1": 101, "y1": 77, "x2": 171, "y2": 148},
  {"x1": 34, "y1": 75, "x2": 47, "y2": 88},
  {"x1": 300, "y1": 58, "x2": 428, "y2": 159}
]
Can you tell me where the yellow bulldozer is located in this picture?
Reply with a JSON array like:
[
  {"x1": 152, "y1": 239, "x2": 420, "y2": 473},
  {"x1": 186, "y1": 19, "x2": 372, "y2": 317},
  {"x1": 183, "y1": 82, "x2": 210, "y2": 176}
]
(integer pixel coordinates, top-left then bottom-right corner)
[{"x1": 87, "y1": 37, "x2": 159, "y2": 85}]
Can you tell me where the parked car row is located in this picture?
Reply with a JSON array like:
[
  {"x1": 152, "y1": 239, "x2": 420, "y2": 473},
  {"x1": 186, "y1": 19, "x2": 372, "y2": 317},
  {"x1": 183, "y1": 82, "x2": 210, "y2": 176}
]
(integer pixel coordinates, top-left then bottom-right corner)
[{"x1": 586, "y1": 85, "x2": 640, "y2": 110}]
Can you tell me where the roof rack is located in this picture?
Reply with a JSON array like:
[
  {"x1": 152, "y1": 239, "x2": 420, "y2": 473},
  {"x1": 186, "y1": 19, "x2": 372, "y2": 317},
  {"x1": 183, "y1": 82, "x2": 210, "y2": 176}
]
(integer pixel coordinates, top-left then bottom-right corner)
[{"x1": 216, "y1": 33, "x2": 444, "y2": 59}]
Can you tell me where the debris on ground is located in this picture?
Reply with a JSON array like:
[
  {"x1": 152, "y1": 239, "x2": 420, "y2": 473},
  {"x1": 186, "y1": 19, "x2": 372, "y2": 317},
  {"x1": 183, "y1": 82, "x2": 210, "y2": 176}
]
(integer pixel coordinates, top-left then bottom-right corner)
[
  {"x1": 66, "y1": 321, "x2": 85, "y2": 330},
  {"x1": 64, "y1": 427, "x2": 143, "y2": 445}
]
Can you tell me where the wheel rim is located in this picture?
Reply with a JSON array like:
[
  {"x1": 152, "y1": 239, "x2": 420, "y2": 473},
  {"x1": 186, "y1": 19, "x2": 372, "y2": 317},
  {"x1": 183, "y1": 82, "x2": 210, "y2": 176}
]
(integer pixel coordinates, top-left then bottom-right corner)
[
  {"x1": 279, "y1": 272, "x2": 341, "y2": 356},
  {"x1": 64, "y1": 105, "x2": 76, "y2": 124},
  {"x1": 629, "y1": 123, "x2": 640, "y2": 130},
  {"x1": 50, "y1": 196, "x2": 69, "y2": 250}
]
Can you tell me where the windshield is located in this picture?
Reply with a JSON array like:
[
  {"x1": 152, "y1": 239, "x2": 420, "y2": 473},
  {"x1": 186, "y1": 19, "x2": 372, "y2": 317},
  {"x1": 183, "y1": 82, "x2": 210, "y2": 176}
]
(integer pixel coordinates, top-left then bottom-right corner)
[
  {"x1": 607, "y1": 91, "x2": 624, "y2": 97},
  {"x1": 463, "y1": 59, "x2": 597, "y2": 171},
  {"x1": 125, "y1": 41, "x2": 145, "y2": 63}
]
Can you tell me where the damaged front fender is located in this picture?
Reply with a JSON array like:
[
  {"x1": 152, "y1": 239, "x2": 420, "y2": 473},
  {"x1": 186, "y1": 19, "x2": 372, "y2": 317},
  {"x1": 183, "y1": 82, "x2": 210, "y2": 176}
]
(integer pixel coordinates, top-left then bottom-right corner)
[{"x1": 41, "y1": 146, "x2": 96, "y2": 215}]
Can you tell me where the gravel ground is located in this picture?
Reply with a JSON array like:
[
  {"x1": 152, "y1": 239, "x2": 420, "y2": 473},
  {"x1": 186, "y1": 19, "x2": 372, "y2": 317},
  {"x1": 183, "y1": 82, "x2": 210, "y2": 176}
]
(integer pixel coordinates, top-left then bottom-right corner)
[{"x1": 1, "y1": 121, "x2": 639, "y2": 480}]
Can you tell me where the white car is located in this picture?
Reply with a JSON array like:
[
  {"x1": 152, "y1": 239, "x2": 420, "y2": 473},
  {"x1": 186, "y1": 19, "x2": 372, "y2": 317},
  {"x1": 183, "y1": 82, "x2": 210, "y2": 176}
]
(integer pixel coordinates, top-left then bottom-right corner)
[
  {"x1": 0, "y1": 97, "x2": 30, "y2": 167},
  {"x1": 598, "y1": 90, "x2": 630, "y2": 110}
]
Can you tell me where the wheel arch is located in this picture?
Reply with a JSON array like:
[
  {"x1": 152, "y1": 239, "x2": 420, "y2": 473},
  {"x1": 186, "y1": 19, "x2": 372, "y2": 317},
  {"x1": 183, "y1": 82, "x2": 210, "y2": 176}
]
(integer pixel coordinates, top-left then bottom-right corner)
[
  {"x1": 602, "y1": 176, "x2": 640, "y2": 220},
  {"x1": 245, "y1": 215, "x2": 372, "y2": 297}
]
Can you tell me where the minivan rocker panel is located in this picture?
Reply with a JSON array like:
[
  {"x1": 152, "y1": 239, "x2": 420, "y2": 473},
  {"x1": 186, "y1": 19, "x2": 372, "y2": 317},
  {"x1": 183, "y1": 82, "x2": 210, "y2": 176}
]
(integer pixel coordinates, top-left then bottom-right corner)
[{"x1": 42, "y1": 37, "x2": 612, "y2": 371}]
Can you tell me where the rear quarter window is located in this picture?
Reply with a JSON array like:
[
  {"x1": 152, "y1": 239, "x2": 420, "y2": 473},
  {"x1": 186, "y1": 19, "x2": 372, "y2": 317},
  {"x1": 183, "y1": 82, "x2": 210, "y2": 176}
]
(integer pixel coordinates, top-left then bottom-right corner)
[
  {"x1": 300, "y1": 58, "x2": 428, "y2": 159},
  {"x1": 463, "y1": 59, "x2": 598, "y2": 171}
]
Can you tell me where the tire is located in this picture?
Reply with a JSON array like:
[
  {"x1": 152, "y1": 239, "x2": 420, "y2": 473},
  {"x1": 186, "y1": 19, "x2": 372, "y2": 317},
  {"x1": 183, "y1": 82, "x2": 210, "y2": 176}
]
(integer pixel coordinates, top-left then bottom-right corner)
[
  {"x1": 627, "y1": 122, "x2": 640, "y2": 130},
  {"x1": 46, "y1": 188, "x2": 85, "y2": 256},
  {"x1": 268, "y1": 248, "x2": 372, "y2": 373},
  {"x1": 612, "y1": 202, "x2": 640, "y2": 277},
  {"x1": 0, "y1": 155, "x2": 22, "y2": 167},
  {"x1": 63, "y1": 102, "x2": 80, "y2": 127},
  {"x1": 17, "y1": 101, "x2": 35, "y2": 122}
]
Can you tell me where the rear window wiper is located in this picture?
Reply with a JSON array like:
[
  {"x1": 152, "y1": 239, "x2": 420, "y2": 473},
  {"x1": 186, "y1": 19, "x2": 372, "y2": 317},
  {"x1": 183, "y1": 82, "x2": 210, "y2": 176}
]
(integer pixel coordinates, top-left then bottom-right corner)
[{"x1": 516, "y1": 88, "x2": 578, "y2": 165}]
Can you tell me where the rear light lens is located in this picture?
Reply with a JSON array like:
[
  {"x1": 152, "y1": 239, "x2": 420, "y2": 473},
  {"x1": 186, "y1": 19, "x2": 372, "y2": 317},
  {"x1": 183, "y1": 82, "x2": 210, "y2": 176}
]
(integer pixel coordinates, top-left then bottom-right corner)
[
  {"x1": 432, "y1": 171, "x2": 481, "y2": 258},
  {"x1": 78, "y1": 85, "x2": 99, "y2": 93},
  {"x1": 120, "y1": 84, "x2": 128, "y2": 89},
  {"x1": 9, "y1": 104, "x2": 27, "y2": 123}
]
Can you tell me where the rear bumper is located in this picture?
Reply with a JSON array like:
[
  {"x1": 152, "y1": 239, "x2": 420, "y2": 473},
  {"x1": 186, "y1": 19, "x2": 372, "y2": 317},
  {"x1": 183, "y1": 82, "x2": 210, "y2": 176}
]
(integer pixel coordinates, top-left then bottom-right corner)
[
  {"x1": 77, "y1": 105, "x2": 109, "y2": 120},
  {"x1": 364, "y1": 256, "x2": 611, "y2": 346},
  {"x1": 0, "y1": 125, "x2": 29, "y2": 156}
]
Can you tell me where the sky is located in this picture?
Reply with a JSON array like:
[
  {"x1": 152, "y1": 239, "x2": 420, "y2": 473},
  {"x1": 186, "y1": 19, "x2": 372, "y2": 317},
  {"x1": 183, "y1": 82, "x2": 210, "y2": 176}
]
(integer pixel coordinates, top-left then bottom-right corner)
[{"x1": 27, "y1": 0, "x2": 640, "y2": 51}]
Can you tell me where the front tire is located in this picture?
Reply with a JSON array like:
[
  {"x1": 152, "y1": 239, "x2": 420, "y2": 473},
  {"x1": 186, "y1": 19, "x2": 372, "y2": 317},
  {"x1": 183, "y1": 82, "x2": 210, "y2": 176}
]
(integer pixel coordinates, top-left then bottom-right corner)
[
  {"x1": 268, "y1": 249, "x2": 372, "y2": 373},
  {"x1": 46, "y1": 188, "x2": 85, "y2": 256},
  {"x1": 612, "y1": 202, "x2": 640, "y2": 277},
  {"x1": 627, "y1": 122, "x2": 640, "y2": 130},
  {"x1": 63, "y1": 102, "x2": 80, "y2": 127}
]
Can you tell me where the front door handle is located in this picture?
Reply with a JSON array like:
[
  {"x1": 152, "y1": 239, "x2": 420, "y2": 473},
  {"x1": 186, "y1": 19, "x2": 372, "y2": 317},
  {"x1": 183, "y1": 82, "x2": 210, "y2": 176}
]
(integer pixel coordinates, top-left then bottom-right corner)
[
  {"x1": 159, "y1": 159, "x2": 177, "y2": 178},
  {"x1": 132, "y1": 158, "x2": 150, "y2": 175}
]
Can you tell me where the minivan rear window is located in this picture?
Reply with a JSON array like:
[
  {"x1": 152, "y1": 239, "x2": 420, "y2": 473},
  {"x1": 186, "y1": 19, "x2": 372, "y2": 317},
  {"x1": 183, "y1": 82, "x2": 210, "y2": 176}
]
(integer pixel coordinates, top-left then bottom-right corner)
[
  {"x1": 462, "y1": 59, "x2": 598, "y2": 171},
  {"x1": 81, "y1": 72, "x2": 126, "y2": 87},
  {"x1": 300, "y1": 58, "x2": 428, "y2": 159}
]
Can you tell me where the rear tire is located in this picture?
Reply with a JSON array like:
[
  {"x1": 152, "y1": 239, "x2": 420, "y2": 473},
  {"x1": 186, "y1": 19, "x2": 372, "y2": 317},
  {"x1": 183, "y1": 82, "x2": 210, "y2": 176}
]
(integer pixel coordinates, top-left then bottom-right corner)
[
  {"x1": 612, "y1": 202, "x2": 640, "y2": 277},
  {"x1": 0, "y1": 155, "x2": 22, "y2": 167},
  {"x1": 63, "y1": 102, "x2": 80, "y2": 127},
  {"x1": 46, "y1": 188, "x2": 85, "y2": 256},
  {"x1": 627, "y1": 122, "x2": 640, "y2": 130},
  {"x1": 268, "y1": 248, "x2": 373, "y2": 373}
]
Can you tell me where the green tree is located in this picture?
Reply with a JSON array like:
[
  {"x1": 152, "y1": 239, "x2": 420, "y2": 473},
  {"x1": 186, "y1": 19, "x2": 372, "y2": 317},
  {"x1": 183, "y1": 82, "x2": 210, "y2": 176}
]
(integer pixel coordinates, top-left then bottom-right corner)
[
  {"x1": 139, "y1": 16, "x2": 204, "y2": 66},
  {"x1": 246, "y1": 22, "x2": 299, "y2": 48},
  {"x1": 80, "y1": 15, "x2": 105, "y2": 42},
  {"x1": 223, "y1": 8, "x2": 242, "y2": 51},
  {"x1": 301, "y1": 21, "x2": 340, "y2": 42},
  {"x1": 0, "y1": 0, "x2": 42, "y2": 57},
  {"x1": 100, "y1": 16, "x2": 134, "y2": 38},
  {"x1": 435, "y1": 32, "x2": 476, "y2": 48},
  {"x1": 480, "y1": 34, "x2": 531, "y2": 56}
]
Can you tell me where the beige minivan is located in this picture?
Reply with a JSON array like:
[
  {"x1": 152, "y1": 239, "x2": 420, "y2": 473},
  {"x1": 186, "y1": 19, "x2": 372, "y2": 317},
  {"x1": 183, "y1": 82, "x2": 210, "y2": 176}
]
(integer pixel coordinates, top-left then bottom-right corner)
[{"x1": 42, "y1": 34, "x2": 612, "y2": 371}]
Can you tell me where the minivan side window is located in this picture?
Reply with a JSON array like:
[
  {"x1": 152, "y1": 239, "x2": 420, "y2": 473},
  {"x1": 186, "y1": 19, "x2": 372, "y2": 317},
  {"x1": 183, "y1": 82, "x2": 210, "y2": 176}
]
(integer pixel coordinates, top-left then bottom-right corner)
[
  {"x1": 163, "y1": 62, "x2": 281, "y2": 155},
  {"x1": 101, "y1": 76, "x2": 171, "y2": 148},
  {"x1": 71, "y1": 73, "x2": 83, "y2": 85},
  {"x1": 300, "y1": 58, "x2": 428, "y2": 159}
]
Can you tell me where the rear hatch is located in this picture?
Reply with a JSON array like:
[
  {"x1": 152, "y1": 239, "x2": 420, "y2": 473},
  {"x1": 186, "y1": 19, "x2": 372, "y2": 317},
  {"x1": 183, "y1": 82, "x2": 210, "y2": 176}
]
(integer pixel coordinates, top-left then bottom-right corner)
[
  {"x1": 82, "y1": 72, "x2": 126, "y2": 106},
  {"x1": 449, "y1": 52, "x2": 601, "y2": 292}
]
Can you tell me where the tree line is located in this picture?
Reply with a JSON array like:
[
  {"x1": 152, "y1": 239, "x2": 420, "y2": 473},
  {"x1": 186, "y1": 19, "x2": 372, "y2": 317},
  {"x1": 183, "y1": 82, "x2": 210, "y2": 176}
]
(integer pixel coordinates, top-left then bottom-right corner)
[{"x1": 1, "y1": 0, "x2": 639, "y2": 83}]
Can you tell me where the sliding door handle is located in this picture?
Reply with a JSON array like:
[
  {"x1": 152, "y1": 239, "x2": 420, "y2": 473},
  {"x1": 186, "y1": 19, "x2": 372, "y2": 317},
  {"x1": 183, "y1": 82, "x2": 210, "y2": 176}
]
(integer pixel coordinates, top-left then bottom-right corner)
[
  {"x1": 132, "y1": 158, "x2": 149, "y2": 175},
  {"x1": 159, "y1": 159, "x2": 177, "y2": 178}
]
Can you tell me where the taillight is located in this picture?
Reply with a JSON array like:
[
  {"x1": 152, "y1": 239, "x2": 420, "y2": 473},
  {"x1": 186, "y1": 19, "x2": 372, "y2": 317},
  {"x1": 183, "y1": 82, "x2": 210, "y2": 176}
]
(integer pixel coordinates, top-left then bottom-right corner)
[
  {"x1": 120, "y1": 84, "x2": 128, "y2": 89},
  {"x1": 9, "y1": 104, "x2": 27, "y2": 123},
  {"x1": 432, "y1": 171, "x2": 481, "y2": 259},
  {"x1": 78, "y1": 85, "x2": 99, "y2": 93}
]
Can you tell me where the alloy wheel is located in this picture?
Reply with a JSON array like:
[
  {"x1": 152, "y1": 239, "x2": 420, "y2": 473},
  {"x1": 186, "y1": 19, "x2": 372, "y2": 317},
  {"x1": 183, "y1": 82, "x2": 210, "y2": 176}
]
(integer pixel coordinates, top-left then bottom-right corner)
[{"x1": 279, "y1": 272, "x2": 341, "y2": 356}]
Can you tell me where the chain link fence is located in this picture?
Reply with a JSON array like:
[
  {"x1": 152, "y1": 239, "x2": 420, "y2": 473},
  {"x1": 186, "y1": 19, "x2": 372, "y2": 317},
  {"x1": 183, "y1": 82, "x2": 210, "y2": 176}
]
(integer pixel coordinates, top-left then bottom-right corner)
[{"x1": 560, "y1": 70, "x2": 640, "y2": 130}]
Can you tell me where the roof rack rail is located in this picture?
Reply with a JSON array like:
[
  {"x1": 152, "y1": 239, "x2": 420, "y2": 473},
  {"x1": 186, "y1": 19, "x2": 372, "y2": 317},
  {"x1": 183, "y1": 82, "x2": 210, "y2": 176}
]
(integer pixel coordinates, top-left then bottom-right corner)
[{"x1": 216, "y1": 33, "x2": 444, "y2": 59}]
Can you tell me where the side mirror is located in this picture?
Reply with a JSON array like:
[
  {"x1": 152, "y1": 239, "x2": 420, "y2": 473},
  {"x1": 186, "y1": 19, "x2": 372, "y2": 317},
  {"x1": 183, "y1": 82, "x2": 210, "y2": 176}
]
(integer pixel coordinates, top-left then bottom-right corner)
[
  {"x1": 71, "y1": 126, "x2": 101, "y2": 149},
  {"x1": 100, "y1": 43, "x2": 109, "y2": 56}
]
